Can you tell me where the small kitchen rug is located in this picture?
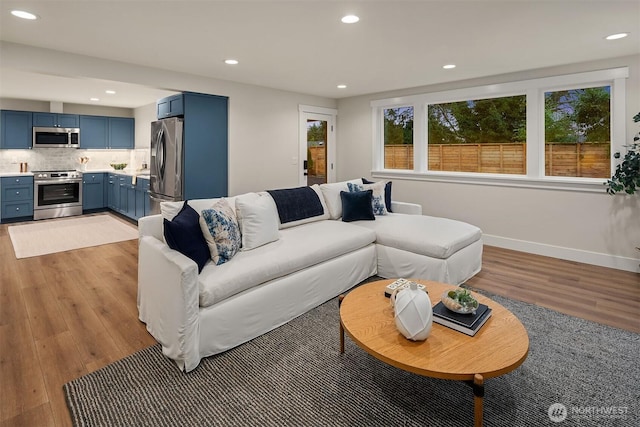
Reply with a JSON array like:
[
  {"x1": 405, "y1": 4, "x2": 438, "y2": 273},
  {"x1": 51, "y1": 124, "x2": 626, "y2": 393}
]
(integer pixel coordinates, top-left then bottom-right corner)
[{"x1": 8, "y1": 214, "x2": 138, "y2": 258}]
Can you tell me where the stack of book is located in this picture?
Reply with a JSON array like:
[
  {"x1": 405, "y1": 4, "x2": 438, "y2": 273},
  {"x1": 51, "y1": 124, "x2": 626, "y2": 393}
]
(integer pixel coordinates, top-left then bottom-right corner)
[{"x1": 432, "y1": 302, "x2": 492, "y2": 336}]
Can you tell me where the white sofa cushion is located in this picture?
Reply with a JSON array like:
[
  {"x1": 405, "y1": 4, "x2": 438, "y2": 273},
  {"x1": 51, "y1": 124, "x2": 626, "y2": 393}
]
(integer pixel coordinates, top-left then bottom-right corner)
[
  {"x1": 197, "y1": 220, "x2": 376, "y2": 307},
  {"x1": 352, "y1": 213, "x2": 482, "y2": 259},
  {"x1": 235, "y1": 193, "x2": 280, "y2": 250},
  {"x1": 319, "y1": 179, "x2": 363, "y2": 220}
]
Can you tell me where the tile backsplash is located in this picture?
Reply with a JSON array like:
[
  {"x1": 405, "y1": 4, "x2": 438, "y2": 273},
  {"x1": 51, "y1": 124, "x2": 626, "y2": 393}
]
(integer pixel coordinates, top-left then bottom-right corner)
[{"x1": 0, "y1": 148, "x2": 149, "y2": 173}]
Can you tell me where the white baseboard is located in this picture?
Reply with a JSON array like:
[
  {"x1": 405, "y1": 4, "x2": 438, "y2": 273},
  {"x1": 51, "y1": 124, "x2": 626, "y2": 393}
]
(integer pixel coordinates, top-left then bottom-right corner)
[{"x1": 482, "y1": 234, "x2": 640, "y2": 273}]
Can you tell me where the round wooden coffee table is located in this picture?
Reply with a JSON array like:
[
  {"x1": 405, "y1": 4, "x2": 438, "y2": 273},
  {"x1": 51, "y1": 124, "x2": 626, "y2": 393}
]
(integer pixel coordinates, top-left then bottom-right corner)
[{"x1": 339, "y1": 279, "x2": 529, "y2": 427}]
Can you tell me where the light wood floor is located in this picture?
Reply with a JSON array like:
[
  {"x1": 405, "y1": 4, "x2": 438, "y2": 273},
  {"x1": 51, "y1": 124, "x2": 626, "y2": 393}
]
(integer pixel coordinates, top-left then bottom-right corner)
[{"x1": 1, "y1": 214, "x2": 638, "y2": 427}]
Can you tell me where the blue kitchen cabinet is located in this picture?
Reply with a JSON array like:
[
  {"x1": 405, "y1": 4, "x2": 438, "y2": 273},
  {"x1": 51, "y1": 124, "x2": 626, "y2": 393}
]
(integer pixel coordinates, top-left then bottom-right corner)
[
  {"x1": 80, "y1": 115, "x2": 134, "y2": 149},
  {"x1": 79, "y1": 115, "x2": 108, "y2": 148},
  {"x1": 134, "y1": 177, "x2": 150, "y2": 219},
  {"x1": 33, "y1": 112, "x2": 79, "y2": 128},
  {"x1": 182, "y1": 92, "x2": 229, "y2": 200},
  {"x1": 109, "y1": 117, "x2": 134, "y2": 149},
  {"x1": 1, "y1": 176, "x2": 34, "y2": 221},
  {"x1": 156, "y1": 94, "x2": 184, "y2": 119},
  {"x1": 107, "y1": 173, "x2": 119, "y2": 210},
  {"x1": 126, "y1": 182, "x2": 136, "y2": 218},
  {"x1": 82, "y1": 173, "x2": 106, "y2": 211},
  {"x1": 1, "y1": 110, "x2": 33, "y2": 149},
  {"x1": 117, "y1": 175, "x2": 130, "y2": 214}
]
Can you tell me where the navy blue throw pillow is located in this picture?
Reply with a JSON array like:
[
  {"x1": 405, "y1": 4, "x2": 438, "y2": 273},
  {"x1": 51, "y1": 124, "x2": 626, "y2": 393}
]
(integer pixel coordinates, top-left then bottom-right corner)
[
  {"x1": 163, "y1": 201, "x2": 210, "y2": 273},
  {"x1": 362, "y1": 178, "x2": 392, "y2": 212},
  {"x1": 340, "y1": 190, "x2": 375, "y2": 222}
]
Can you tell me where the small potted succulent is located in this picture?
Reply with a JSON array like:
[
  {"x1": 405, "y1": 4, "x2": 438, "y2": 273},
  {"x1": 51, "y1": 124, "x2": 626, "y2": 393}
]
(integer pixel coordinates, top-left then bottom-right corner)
[{"x1": 606, "y1": 112, "x2": 640, "y2": 195}]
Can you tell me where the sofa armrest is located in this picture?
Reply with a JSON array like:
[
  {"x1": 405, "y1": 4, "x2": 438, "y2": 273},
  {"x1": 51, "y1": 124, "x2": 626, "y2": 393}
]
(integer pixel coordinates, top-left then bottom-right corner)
[
  {"x1": 137, "y1": 235, "x2": 201, "y2": 372},
  {"x1": 138, "y1": 214, "x2": 163, "y2": 241},
  {"x1": 391, "y1": 201, "x2": 422, "y2": 215}
]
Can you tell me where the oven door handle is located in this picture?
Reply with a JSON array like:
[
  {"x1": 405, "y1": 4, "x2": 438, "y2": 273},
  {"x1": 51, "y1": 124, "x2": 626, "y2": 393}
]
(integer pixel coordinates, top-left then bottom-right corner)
[{"x1": 35, "y1": 178, "x2": 82, "y2": 184}]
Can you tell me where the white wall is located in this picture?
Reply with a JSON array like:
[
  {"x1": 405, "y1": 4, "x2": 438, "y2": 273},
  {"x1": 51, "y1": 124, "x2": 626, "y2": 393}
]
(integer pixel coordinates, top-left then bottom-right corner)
[
  {"x1": 134, "y1": 102, "x2": 156, "y2": 150},
  {"x1": 337, "y1": 55, "x2": 640, "y2": 272},
  {"x1": 1, "y1": 42, "x2": 337, "y2": 196}
]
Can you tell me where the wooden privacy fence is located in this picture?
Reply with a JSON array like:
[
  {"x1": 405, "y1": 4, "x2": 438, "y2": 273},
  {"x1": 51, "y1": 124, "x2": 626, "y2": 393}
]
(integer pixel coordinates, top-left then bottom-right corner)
[
  {"x1": 308, "y1": 146, "x2": 326, "y2": 177},
  {"x1": 384, "y1": 143, "x2": 610, "y2": 178}
]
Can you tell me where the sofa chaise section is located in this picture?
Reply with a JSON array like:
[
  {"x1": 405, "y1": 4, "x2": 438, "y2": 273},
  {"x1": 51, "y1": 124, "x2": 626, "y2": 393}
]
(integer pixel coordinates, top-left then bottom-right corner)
[{"x1": 352, "y1": 213, "x2": 483, "y2": 285}]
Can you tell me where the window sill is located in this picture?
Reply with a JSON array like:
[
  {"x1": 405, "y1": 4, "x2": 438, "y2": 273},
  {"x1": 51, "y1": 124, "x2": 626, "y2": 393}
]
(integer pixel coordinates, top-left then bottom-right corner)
[{"x1": 371, "y1": 170, "x2": 610, "y2": 193}]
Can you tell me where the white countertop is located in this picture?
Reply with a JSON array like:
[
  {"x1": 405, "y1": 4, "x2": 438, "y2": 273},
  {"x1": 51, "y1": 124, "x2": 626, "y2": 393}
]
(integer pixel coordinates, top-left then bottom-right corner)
[
  {"x1": 0, "y1": 172, "x2": 34, "y2": 177},
  {"x1": 0, "y1": 170, "x2": 150, "y2": 178}
]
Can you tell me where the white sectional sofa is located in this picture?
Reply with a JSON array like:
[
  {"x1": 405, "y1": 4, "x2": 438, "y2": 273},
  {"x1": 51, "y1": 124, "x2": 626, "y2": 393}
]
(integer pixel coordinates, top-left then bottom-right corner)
[{"x1": 137, "y1": 179, "x2": 482, "y2": 372}]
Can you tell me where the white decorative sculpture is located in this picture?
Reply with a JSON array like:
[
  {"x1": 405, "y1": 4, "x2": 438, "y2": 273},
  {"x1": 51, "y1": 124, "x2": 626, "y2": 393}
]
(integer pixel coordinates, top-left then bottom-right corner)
[{"x1": 391, "y1": 282, "x2": 433, "y2": 341}]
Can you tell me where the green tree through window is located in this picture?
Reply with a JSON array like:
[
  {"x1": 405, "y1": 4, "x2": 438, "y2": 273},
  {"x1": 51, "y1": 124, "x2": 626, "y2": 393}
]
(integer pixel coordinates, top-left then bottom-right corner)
[
  {"x1": 428, "y1": 96, "x2": 526, "y2": 145},
  {"x1": 545, "y1": 87, "x2": 610, "y2": 143},
  {"x1": 545, "y1": 86, "x2": 610, "y2": 178}
]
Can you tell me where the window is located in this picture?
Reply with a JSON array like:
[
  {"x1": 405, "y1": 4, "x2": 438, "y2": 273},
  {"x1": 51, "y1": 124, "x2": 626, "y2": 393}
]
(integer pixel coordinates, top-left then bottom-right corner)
[
  {"x1": 371, "y1": 67, "x2": 627, "y2": 191},
  {"x1": 383, "y1": 106, "x2": 414, "y2": 170},
  {"x1": 428, "y1": 95, "x2": 526, "y2": 174},
  {"x1": 544, "y1": 86, "x2": 611, "y2": 178}
]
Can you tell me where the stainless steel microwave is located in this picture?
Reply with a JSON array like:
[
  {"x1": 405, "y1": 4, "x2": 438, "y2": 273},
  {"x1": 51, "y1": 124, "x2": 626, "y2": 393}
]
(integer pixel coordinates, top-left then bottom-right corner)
[{"x1": 32, "y1": 127, "x2": 80, "y2": 148}]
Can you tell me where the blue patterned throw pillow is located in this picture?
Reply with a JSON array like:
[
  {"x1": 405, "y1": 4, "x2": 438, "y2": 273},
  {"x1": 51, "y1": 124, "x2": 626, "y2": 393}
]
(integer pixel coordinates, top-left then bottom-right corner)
[
  {"x1": 347, "y1": 181, "x2": 388, "y2": 215},
  {"x1": 199, "y1": 199, "x2": 241, "y2": 265}
]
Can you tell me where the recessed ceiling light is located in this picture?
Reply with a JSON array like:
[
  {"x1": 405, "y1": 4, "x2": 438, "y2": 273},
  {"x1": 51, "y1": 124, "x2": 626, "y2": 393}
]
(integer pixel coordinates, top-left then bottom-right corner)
[
  {"x1": 11, "y1": 10, "x2": 38, "y2": 20},
  {"x1": 105, "y1": 90, "x2": 116, "y2": 95},
  {"x1": 341, "y1": 15, "x2": 359, "y2": 24},
  {"x1": 224, "y1": 59, "x2": 239, "y2": 65},
  {"x1": 337, "y1": 84, "x2": 347, "y2": 89},
  {"x1": 90, "y1": 97, "x2": 100, "y2": 102},
  {"x1": 605, "y1": 32, "x2": 629, "y2": 40},
  {"x1": 443, "y1": 64, "x2": 456, "y2": 69}
]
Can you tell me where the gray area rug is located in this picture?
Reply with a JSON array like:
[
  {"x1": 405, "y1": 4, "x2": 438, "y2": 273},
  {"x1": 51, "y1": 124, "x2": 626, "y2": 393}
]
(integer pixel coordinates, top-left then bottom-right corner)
[{"x1": 64, "y1": 292, "x2": 639, "y2": 426}]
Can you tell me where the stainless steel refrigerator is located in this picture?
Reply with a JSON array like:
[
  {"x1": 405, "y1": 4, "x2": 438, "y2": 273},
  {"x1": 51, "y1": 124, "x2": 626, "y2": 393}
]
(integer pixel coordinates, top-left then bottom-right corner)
[{"x1": 149, "y1": 117, "x2": 184, "y2": 214}]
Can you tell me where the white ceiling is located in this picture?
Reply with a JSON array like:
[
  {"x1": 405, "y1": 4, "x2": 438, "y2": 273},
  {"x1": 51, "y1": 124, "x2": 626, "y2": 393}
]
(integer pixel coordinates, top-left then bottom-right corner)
[{"x1": 0, "y1": 0, "x2": 638, "y2": 109}]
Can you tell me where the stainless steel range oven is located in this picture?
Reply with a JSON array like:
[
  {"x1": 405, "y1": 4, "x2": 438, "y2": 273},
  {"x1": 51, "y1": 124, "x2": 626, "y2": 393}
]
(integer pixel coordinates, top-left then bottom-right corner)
[{"x1": 33, "y1": 170, "x2": 83, "y2": 220}]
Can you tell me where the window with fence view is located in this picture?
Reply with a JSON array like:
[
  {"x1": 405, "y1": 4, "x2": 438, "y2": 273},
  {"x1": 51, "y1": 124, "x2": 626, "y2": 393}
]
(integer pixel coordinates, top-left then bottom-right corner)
[
  {"x1": 375, "y1": 68, "x2": 624, "y2": 187},
  {"x1": 544, "y1": 86, "x2": 610, "y2": 178},
  {"x1": 384, "y1": 106, "x2": 414, "y2": 170},
  {"x1": 427, "y1": 95, "x2": 527, "y2": 174}
]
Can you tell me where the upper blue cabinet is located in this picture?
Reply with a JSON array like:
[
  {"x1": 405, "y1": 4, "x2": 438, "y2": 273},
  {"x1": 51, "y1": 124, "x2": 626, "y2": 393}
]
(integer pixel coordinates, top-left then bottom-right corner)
[
  {"x1": 1, "y1": 110, "x2": 33, "y2": 149},
  {"x1": 156, "y1": 94, "x2": 184, "y2": 119},
  {"x1": 109, "y1": 117, "x2": 135, "y2": 149},
  {"x1": 79, "y1": 115, "x2": 108, "y2": 148},
  {"x1": 33, "y1": 112, "x2": 79, "y2": 128},
  {"x1": 79, "y1": 115, "x2": 134, "y2": 149}
]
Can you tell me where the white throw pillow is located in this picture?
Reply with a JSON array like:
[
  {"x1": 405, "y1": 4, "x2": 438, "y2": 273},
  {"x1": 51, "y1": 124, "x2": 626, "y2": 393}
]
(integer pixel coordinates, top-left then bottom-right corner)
[
  {"x1": 235, "y1": 192, "x2": 280, "y2": 250},
  {"x1": 319, "y1": 179, "x2": 362, "y2": 220}
]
